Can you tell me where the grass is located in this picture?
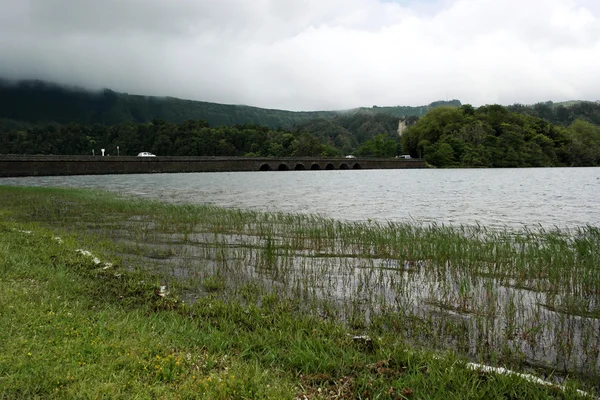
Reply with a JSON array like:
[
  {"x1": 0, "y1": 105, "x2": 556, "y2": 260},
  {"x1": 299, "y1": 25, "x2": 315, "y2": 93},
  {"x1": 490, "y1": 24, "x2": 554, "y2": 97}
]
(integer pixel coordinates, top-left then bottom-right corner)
[{"x1": 0, "y1": 185, "x2": 597, "y2": 398}]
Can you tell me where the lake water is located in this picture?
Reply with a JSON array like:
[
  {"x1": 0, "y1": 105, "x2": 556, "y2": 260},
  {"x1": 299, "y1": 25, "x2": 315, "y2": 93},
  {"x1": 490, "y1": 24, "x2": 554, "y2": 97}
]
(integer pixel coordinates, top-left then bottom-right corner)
[{"x1": 1, "y1": 167, "x2": 599, "y2": 229}]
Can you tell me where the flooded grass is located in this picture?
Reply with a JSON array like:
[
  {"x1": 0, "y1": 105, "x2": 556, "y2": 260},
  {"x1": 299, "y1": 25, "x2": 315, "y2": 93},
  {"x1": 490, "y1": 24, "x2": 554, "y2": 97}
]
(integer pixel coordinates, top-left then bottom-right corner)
[{"x1": 1, "y1": 185, "x2": 599, "y2": 398}]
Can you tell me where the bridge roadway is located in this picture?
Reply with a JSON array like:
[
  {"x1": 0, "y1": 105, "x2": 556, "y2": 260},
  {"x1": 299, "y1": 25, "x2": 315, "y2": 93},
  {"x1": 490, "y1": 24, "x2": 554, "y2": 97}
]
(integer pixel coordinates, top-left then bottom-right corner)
[{"x1": 0, "y1": 155, "x2": 426, "y2": 177}]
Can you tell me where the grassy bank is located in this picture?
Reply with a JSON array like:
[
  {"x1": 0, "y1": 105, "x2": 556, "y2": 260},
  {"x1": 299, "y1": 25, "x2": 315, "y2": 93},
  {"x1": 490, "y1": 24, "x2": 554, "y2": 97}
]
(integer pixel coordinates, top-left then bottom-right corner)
[{"x1": 0, "y1": 186, "x2": 596, "y2": 398}]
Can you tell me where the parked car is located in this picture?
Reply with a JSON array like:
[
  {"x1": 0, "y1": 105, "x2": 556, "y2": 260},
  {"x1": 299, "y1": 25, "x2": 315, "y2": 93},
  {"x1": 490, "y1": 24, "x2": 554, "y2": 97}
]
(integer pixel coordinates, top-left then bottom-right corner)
[
  {"x1": 345, "y1": 155, "x2": 356, "y2": 159},
  {"x1": 137, "y1": 152, "x2": 156, "y2": 157}
]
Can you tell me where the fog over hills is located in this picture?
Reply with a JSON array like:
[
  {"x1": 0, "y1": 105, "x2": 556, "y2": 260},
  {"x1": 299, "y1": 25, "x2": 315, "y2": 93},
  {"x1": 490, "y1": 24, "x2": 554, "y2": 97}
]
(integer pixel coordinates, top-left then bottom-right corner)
[
  {"x1": 0, "y1": 79, "x2": 460, "y2": 128},
  {"x1": 1, "y1": 1, "x2": 599, "y2": 111}
]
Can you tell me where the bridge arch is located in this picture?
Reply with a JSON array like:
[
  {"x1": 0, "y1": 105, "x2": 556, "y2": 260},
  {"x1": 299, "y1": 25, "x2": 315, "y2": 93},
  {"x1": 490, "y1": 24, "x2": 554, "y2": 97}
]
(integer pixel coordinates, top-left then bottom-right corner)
[
  {"x1": 310, "y1": 163, "x2": 320, "y2": 170},
  {"x1": 278, "y1": 163, "x2": 290, "y2": 171},
  {"x1": 325, "y1": 163, "x2": 335, "y2": 170},
  {"x1": 259, "y1": 164, "x2": 273, "y2": 171},
  {"x1": 339, "y1": 163, "x2": 349, "y2": 170},
  {"x1": 294, "y1": 163, "x2": 306, "y2": 170},
  {"x1": 352, "y1": 163, "x2": 361, "y2": 169}
]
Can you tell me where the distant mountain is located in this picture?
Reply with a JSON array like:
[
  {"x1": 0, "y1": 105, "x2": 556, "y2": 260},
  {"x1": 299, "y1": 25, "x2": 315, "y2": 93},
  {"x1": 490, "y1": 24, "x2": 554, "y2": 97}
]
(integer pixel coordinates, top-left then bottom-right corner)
[{"x1": 0, "y1": 79, "x2": 460, "y2": 128}]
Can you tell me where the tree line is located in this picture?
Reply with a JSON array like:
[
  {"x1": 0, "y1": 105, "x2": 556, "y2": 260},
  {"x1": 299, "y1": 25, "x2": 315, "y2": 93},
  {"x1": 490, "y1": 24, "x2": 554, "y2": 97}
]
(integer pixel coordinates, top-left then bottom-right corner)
[
  {"x1": 3, "y1": 104, "x2": 600, "y2": 166},
  {"x1": 0, "y1": 118, "x2": 401, "y2": 158},
  {"x1": 401, "y1": 104, "x2": 600, "y2": 167},
  {"x1": 508, "y1": 101, "x2": 600, "y2": 127}
]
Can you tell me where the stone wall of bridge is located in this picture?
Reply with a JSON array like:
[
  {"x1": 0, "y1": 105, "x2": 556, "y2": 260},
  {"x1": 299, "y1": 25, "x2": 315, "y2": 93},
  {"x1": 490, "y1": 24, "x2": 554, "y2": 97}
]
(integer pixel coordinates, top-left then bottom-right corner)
[{"x1": 0, "y1": 155, "x2": 426, "y2": 177}]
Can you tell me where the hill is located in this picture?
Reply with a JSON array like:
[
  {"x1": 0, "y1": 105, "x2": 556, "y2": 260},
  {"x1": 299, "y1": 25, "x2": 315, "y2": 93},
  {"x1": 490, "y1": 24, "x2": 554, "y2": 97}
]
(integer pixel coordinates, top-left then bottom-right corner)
[{"x1": 0, "y1": 79, "x2": 459, "y2": 129}]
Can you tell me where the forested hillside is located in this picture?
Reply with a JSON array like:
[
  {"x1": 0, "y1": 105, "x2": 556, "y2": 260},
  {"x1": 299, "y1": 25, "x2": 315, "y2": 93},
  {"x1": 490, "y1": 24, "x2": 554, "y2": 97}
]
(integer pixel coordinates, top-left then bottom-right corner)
[
  {"x1": 0, "y1": 80, "x2": 335, "y2": 128},
  {"x1": 508, "y1": 101, "x2": 600, "y2": 127},
  {"x1": 401, "y1": 104, "x2": 600, "y2": 167},
  {"x1": 0, "y1": 79, "x2": 453, "y2": 129}
]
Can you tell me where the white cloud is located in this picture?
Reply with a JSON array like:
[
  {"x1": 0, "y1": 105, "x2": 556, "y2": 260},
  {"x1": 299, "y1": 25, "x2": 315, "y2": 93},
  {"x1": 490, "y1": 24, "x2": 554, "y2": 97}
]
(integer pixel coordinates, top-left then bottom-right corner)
[{"x1": 0, "y1": 0, "x2": 598, "y2": 110}]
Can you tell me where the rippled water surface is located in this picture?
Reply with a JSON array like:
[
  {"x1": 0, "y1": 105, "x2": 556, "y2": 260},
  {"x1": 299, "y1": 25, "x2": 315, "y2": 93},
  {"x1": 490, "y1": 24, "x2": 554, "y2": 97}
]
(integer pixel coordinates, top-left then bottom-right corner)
[{"x1": 2, "y1": 167, "x2": 599, "y2": 228}]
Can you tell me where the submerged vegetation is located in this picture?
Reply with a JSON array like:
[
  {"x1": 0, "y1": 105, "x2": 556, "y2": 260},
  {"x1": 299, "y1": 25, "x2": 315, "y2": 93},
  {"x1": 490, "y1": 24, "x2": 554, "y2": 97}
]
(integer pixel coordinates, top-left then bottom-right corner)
[{"x1": 1, "y1": 185, "x2": 599, "y2": 398}]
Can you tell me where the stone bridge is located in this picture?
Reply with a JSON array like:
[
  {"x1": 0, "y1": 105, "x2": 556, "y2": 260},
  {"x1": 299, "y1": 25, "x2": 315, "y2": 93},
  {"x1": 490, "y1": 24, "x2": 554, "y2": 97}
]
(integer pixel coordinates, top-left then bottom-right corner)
[{"x1": 0, "y1": 155, "x2": 426, "y2": 177}]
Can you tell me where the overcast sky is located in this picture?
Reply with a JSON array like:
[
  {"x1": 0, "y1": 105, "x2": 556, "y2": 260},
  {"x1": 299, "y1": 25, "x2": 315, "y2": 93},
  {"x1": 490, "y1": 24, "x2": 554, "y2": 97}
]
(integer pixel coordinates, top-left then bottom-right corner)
[{"x1": 0, "y1": 0, "x2": 599, "y2": 111}]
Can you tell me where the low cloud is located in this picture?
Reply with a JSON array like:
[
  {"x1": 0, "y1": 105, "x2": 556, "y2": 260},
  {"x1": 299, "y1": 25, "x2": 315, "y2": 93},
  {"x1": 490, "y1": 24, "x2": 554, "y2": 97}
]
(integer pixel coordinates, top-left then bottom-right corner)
[{"x1": 0, "y1": 0, "x2": 598, "y2": 110}]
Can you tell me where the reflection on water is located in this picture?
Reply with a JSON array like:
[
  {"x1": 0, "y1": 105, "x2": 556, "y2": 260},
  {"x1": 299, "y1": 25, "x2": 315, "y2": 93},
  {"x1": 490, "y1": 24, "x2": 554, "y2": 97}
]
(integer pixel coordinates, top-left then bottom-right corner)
[{"x1": 1, "y1": 167, "x2": 599, "y2": 229}]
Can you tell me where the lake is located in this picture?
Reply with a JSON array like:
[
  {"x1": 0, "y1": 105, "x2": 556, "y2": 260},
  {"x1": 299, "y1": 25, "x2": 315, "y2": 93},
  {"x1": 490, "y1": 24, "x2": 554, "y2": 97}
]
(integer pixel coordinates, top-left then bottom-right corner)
[{"x1": 1, "y1": 167, "x2": 599, "y2": 229}]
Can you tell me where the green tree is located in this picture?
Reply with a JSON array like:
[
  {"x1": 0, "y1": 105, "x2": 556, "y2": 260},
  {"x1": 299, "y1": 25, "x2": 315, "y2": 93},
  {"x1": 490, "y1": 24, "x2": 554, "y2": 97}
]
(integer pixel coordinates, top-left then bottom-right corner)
[
  {"x1": 566, "y1": 120, "x2": 600, "y2": 166},
  {"x1": 151, "y1": 134, "x2": 172, "y2": 156},
  {"x1": 355, "y1": 134, "x2": 397, "y2": 157},
  {"x1": 425, "y1": 142, "x2": 456, "y2": 167}
]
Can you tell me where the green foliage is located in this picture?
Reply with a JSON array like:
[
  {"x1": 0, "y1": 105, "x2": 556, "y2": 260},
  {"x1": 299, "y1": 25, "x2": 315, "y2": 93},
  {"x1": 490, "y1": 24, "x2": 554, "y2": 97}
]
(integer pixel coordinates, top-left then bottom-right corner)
[
  {"x1": 355, "y1": 134, "x2": 398, "y2": 157},
  {"x1": 0, "y1": 120, "x2": 349, "y2": 157},
  {"x1": 402, "y1": 104, "x2": 598, "y2": 167},
  {"x1": 508, "y1": 100, "x2": 600, "y2": 127},
  {"x1": 292, "y1": 112, "x2": 406, "y2": 157},
  {"x1": 425, "y1": 142, "x2": 457, "y2": 166},
  {"x1": 0, "y1": 109, "x2": 409, "y2": 158},
  {"x1": 566, "y1": 119, "x2": 600, "y2": 166}
]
